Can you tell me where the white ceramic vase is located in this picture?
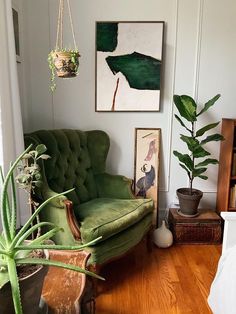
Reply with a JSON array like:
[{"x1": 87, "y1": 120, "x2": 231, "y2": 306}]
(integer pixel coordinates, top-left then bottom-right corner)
[{"x1": 153, "y1": 220, "x2": 173, "y2": 248}]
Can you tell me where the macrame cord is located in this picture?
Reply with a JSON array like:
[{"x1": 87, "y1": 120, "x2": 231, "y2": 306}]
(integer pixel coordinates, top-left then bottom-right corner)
[{"x1": 55, "y1": 0, "x2": 77, "y2": 51}]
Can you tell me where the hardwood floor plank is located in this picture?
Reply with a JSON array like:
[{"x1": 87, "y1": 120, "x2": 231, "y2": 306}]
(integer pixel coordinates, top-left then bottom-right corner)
[{"x1": 96, "y1": 243, "x2": 221, "y2": 314}]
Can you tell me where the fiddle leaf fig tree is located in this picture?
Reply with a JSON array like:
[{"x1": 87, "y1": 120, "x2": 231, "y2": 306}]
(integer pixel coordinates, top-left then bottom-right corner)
[
  {"x1": 0, "y1": 145, "x2": 104, "y2": 314},
  {"x1": 173, "y1": 94, "x2": 224, "y2": 194}
]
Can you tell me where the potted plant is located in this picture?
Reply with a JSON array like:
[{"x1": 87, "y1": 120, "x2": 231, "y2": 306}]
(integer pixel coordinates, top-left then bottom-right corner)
[
  {"x1": 48, "y1": 0, "x2": 80, "y2": 92},
  {"x1": 173, "y1": 94, "x2": 224, "y2": 217},
  {"x1": 48, "y1": 49, "x2": 80, "y2": 92},
  {"x1": 0, "y1": 144, "x2": 103, "y2": 314}
]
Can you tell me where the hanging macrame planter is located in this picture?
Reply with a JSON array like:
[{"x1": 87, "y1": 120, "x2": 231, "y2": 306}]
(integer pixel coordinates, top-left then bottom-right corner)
[{"x1": 48, "y1": 0, "x2": 80, "y2": 91}]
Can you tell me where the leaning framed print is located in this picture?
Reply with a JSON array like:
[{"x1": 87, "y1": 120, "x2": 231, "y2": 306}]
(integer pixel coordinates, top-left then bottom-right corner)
[
  {"x1": 96, "y1": 21, "x2": 165, "y2": 112},
  {"x1": 134, "y1": 128, "x2": 161, "y2": 225}
]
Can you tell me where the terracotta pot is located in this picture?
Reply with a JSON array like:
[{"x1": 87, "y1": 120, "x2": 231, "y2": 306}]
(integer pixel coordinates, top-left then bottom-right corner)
[
  {"x1": 177, "y1": 188, "x2": 203, "y2": 217},
  {"x1": 52, "y1": 51, "x2": 80, "y2": 78},
  {"x1": 0, "y1": 251, "x2": 49, "y2": 314}
]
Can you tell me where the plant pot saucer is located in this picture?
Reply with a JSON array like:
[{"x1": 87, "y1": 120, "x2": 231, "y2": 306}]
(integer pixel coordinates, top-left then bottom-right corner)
[
  {"x1": 37, "y1": 297, "x2": 48, "y2": 314},
  {"x1": 177, "y1": 208, "x2": 199, "y2": 218}
]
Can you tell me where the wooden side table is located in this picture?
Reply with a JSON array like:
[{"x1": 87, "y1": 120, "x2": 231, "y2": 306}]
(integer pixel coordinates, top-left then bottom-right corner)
[
  {"x1": 42, "y1": 250, "x2": 91, "y2": 313},
  {"x1": 168, "y1": 208, "x2": 222, "y2": 244}
]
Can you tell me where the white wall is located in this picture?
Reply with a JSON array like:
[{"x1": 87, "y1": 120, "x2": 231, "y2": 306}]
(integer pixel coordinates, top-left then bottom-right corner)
[{"x1": 21, "y1": 0, "x2": 236, "y2": 221}]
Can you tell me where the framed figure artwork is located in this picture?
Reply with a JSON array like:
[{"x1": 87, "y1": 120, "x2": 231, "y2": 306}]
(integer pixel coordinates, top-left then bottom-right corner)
[
  {"x1": 96, "y1": 21, "x2": 164, "y2": 112},
  {"x1": 134, "y1": 128, "x2": 161, "y2": 226}
]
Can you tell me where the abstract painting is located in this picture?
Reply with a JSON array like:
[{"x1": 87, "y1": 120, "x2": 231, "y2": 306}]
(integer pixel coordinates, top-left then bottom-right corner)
[
  {"x1": 134, "y1": 128, "x2": 161, "y2": 225},
  {"x1": 96, "y1": 22, "x2": 164, "y2": 111}
]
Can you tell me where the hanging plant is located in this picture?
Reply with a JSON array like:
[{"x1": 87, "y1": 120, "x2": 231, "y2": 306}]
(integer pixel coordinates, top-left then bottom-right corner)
[{"x1": 48, "y1": 0, "x2": 80, "y2": 92}]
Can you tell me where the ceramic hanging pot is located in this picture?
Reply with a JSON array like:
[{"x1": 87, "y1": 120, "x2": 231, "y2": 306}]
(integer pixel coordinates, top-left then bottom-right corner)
[{"x1": 153, "y1": 220, "x2": 173, "y2": 248}]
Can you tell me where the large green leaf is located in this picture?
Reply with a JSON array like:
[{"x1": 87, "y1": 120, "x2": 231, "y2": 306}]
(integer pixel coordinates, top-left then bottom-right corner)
[
  {"x1": 106, "y1": 52, "x2": 161, "y2": 90},
  {"x1": 173, "y1": 151, "x2": 194, "y2": 171},
  {"x1": 195, "y1": 158, "x2": 219, "y2": 168},
  {"x1": 192, "y1": 167, "x2": 207, "y2": 178},
  {"x1": 196, "y1": 122, "x2": 220, "y2": 137},
  {"x1": 197, "y1": 94, "x2": 221, "y2": 116},
  {"x1": 173, "y1": 95, "x2": 197, "y2": 122},
  {"x1": 201, "y1": 134, "x2": 224, "y2": 145},
  {"x1": 96, "y1": 22, "x2": 118, "y2": 52},
  {"x1": 180, "y1": 135, "x2": 199, "y2": 153},
  {"x1": 174, "y1": 114, "x2": 192, "y2": 133},
  {"x1": 192, "y1": 145, "x2": 211, "y2": 158},
  {"x1": 199, "y1": 175, "x2": 208, "y2": 180},
  {"x1": 179, "y1": 163, "x2": 191, "y2": 179}
]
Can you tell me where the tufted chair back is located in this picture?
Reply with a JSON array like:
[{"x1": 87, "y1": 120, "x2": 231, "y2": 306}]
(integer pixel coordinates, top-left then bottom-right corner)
[{"x1": 24, "y1": 129, "x2": 110, "y2": 207}]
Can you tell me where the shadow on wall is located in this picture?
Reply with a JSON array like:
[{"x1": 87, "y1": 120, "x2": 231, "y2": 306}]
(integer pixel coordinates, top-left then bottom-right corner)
[{"x1": 106, "y1": 137, "x2": 122, "y2": 175}]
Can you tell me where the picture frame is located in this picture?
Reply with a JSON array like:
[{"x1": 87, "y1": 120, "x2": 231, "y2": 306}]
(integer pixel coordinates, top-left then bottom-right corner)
[
  {"x1": 134, "y1": 128, "x2": 161, "y2": 226},
  {"x1": 12, "y1": 5, "x2": 21, "y2": 63},
  {"x1": 96, "y1": 21, "x2": 165, "y2": 112}
]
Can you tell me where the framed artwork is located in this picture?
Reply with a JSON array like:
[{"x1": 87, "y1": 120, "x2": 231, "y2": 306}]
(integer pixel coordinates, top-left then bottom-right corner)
[
  {"x1": 134, "y1": 128, "x2": 161, "y2": 225},
  {"x1": 12, "y1": 6, "x2": 21, "y2": 62},
  {"x1": 96, "y1": 21, "x2": 164, "y2": 112}
]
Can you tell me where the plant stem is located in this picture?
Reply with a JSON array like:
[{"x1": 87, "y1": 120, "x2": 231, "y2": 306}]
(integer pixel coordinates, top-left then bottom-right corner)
[{"x1": 190, "y1": 121, "x2": 195, "y2": 195}]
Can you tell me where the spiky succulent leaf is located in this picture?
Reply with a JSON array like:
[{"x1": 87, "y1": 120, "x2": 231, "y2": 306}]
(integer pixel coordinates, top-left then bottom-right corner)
[
  {"x1": 1, "y1": 145, "x2": 32, "y2": 244},
  {"x1": 16, "y1": 258, "x2": 104, "y2": 281},
  {"x1": 195, "y1": 158, "x2": 219, "y2": 168},
  {"x1": 201, "y1": 134, "x2": 224, "y2": 145},
  {"x1": 197, "y1": 94, "x2": 221, "y2": 116},
  {"x1": 173, "y1": 95, "x2": 197, "y2": 122},
  {"x1": 196, "y1": 122, "x2": 220, "y2": 137}
]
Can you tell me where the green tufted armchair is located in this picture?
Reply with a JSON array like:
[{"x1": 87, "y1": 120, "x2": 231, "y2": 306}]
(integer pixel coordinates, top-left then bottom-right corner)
[{"x1": 24, "y1": 129, "x2": 154, "y2": 268}]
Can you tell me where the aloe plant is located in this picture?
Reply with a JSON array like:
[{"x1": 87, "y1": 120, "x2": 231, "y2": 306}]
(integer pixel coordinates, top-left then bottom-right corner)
[
  {"x1": 0, "y1": 145, "x2": 103, "y2": 314},
  {"x1": 173, "y1": 94, "x2": 224, "y2": 194}
]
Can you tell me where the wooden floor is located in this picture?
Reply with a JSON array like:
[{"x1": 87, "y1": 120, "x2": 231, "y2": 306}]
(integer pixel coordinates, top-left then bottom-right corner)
[{"x1": 96, "y1": 243, "x2": 221, "y2": 314}]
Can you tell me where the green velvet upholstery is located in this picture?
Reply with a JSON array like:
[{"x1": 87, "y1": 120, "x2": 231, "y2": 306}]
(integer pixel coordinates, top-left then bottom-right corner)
[{"x1": 24, "y1": 129, "x2": 154, "y2": 266}]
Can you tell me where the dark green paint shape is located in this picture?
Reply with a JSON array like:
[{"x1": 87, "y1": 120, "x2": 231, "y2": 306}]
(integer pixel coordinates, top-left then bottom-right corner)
[
  {"x1": 106, "y1": 52, "x2": 161, "y2": 90},
  {"x1": 97, "y1": 23, "x2": 118, "y2": 52}
]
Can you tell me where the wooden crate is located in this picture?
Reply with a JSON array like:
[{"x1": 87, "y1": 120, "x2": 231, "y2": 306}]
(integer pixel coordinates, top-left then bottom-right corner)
[{"x1": 168, "y1": 208, "x2": 222, "y2": 244}]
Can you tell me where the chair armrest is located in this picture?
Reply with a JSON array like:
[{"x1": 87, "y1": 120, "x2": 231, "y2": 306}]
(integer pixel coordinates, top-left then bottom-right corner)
[
  {"x1": 95, "y1": 173, "x2": 135, "y2": 199},
  {"x1": 39, "y1": 186, "x2": 82, "y2": 243}
]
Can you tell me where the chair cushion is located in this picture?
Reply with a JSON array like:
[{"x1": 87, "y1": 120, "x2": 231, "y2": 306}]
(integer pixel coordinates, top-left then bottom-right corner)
[{"x1": 75, "y1": 198, "x2": 154, "y2": 243}]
